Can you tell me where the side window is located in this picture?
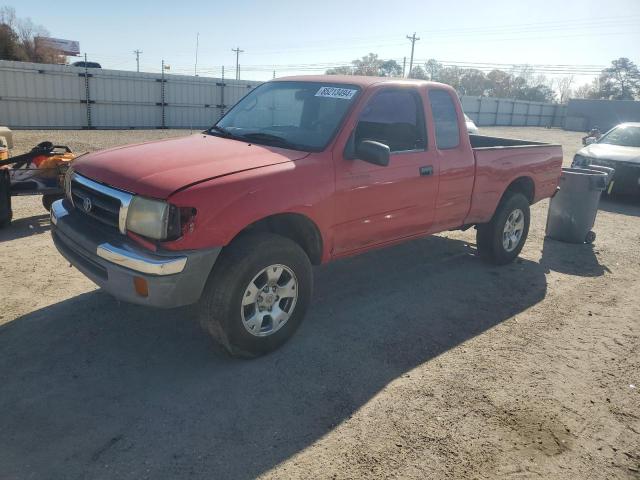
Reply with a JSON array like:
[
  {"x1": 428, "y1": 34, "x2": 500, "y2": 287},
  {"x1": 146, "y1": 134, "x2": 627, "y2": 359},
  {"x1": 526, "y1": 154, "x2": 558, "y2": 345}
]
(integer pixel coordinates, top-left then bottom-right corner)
[
  {"x1": 428, "y1": 89, "x2": 460, "y2": 149},
  {"x1": 355, "y1": 90, "x2": 426, "y2": 153}
]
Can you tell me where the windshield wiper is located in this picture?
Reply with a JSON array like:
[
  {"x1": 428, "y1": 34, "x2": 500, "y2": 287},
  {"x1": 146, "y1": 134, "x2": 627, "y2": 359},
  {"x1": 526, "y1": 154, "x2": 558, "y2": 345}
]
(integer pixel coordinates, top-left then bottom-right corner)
[
  {"x1": 238, "y1": 132, "x2": 304, "y2": 150},
  {"x1": 208, "y1": 125, "x2": 239, "y2": 139}
]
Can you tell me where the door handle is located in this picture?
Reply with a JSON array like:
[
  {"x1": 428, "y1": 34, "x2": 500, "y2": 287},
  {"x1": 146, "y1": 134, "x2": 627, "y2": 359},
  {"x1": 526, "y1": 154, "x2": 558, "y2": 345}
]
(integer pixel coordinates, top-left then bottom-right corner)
[{"x1": 419, "y1": 165, "x2": 433, "y2": 176}]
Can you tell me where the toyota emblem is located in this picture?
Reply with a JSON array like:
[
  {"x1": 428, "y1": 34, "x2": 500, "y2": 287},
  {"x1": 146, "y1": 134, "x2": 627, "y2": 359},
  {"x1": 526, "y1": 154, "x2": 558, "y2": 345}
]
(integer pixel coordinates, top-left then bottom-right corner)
[{"x1": 82, "y1": 196, "x2": 92, "y2": 212}]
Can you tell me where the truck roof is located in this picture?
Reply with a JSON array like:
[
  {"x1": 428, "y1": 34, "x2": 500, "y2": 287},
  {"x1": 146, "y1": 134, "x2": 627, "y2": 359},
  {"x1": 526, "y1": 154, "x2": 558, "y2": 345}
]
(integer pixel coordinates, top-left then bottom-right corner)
[{"x1": 274, "y1": 74, "x2": 448, "y2": 89}]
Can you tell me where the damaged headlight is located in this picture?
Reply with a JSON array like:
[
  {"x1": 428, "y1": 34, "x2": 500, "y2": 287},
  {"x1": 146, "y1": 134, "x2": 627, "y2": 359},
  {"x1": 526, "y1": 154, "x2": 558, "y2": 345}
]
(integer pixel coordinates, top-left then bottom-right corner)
[
  {"x1": 572, "y1": 154, "x2": 591, "y2": 168},
  {"x1": 125, "y1": 196, "x2": 181, "y2": 240}
]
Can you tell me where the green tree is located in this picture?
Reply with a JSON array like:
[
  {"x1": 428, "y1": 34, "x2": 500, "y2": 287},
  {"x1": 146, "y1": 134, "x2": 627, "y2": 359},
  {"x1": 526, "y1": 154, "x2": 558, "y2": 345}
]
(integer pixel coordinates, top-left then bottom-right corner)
[
  {"x1": 0, "y1": 6, "x2": 63, "y2": 63},
  {"x1": 352, "y1": 53, "x2": 383, "y2": 76},
  {"x1": 486, "y1": 69, "x2": 512, "y2": 98},
  {"x1": 437, "y1": 66, "x2": 463, "y2": 91},
  {"x1": 459, "y1": 69, "x2": 488, "y2": 96},
  {"x1": 0, "y1": 22, "x2": 23, "y2": 60},
  {"x1": 409, "y1": 65, "x2": 427, "y2": 80},
  {"x1": 424, "y1": 59, "x2": 442, "y2": 81},
  {"x1": 325, "y1": 54, "x2": 402, "y2": 77},
  {"x1": 597, "y1": 57, "x2": 640, "y2": 100},
  {"x1": 325, "y1": 65, "x2": 353, "y2": 75},
  {"x1": 380, "y1": 59, "x2": 401, "y2": 77}
]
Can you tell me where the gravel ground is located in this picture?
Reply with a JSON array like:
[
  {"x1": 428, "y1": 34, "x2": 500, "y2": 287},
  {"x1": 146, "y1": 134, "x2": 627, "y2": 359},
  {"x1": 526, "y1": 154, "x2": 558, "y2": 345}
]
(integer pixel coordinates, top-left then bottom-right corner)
[{"x1": 0, "y1": 127, "x2": 638, "y2": 479}]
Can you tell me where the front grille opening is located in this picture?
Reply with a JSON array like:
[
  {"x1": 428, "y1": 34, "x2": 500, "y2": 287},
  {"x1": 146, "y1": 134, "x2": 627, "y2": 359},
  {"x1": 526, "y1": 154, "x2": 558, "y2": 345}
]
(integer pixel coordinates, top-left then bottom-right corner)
[{"x1": 71, "y1": 179, "x2": 121, "y2": 230}]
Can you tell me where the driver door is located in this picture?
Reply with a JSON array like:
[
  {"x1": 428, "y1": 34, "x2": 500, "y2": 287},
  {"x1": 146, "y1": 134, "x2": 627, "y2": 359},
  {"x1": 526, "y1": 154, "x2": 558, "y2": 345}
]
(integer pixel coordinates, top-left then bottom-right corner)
[{"x1": 332, "y1": 87, "x2": 439, "y2": 256}]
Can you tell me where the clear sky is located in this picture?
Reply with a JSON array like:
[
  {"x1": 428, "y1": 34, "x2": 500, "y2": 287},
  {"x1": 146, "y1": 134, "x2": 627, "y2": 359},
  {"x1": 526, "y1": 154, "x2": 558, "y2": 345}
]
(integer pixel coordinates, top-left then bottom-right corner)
[{"x1": 11, "y1": 0, "x2": 640, "y2": 87}]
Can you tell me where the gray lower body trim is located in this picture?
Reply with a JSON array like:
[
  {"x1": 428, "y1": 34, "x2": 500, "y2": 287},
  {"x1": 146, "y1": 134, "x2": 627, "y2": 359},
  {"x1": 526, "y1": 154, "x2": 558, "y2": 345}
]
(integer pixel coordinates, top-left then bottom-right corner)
[{"x1": 51, "y1": 200, "x2": 221, "y2": 308}]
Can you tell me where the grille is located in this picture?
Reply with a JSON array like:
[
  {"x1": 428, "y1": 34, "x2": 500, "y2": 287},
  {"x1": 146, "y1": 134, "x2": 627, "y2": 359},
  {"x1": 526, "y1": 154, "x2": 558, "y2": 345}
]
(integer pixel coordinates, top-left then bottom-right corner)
[{"x1": 70, "y1": 174, "x2": 132, "y2": 232}]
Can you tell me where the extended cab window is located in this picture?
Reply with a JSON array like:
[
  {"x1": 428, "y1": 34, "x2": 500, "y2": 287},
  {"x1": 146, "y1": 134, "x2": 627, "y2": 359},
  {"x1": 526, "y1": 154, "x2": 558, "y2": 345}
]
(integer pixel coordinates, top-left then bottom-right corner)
[
  {"x1": 428, "y1": 89, "x2": 460, "y2": 149},
  {"x1": 355, "y1": 89, "x2": 426, "y2": 153},
  {"x1": 213, "y1": 81, "x2": 360, "y2": 151}
]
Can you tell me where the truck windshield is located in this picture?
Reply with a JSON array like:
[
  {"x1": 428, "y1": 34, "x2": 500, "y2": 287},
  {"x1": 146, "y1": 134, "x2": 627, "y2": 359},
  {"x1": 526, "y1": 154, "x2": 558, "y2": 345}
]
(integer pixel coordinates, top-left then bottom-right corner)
[
  {"x1": 210, "y1": 81, "x2": 361, "y2": 151},
  {"x1": 598, "y1": 125, "x2": 640, "y2": 148}
]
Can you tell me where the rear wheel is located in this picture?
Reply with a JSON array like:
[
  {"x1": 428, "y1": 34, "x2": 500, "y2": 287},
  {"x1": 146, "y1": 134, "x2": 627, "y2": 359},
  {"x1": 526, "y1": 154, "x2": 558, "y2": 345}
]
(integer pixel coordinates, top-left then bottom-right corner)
[
  {"x1": 197, "y1": 232, "x2": 313, "y2": 358},
  {"x1": 476, "y1": 192, "x2": 530, "y2": 265}
]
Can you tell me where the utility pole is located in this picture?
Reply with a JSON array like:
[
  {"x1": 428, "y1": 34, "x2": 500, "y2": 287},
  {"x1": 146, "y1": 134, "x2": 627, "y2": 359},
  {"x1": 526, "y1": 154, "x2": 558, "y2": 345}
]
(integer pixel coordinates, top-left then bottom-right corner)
[
  {"x1": 406, "y1": 33, "x2": 420, "y2": 78},
  {"x1": 402, "y1": 56, "x2": 406, "y2": 78},
  {"x1": 133, "y1": 49, "x2": 142, "y2": 72},
  {"x1": 194, "y1": 33, "x2": 199, "y2": 76},
  {"x1": 232, "y1": 47, "x2": 244, "y2": 80}
]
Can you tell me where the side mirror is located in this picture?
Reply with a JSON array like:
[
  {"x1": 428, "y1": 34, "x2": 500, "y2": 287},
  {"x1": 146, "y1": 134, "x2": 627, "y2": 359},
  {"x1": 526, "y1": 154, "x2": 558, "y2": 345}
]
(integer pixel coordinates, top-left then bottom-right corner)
[
  {"x1": 356, "y1": 140, "x2": 390, "y2": 166},
  {"x1": 584, "y1": 137, "x2": 596, "y2": 146}
]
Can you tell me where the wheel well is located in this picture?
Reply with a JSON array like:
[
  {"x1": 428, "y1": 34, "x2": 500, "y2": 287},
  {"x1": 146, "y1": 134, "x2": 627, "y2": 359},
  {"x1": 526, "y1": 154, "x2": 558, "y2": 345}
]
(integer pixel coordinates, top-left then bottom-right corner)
[
  {"x1": 504, "y1": 176, "x2": 535, "y2": 204},
  {"x1": 234, "y1": 213, "x2": 323, "y2": 265}
]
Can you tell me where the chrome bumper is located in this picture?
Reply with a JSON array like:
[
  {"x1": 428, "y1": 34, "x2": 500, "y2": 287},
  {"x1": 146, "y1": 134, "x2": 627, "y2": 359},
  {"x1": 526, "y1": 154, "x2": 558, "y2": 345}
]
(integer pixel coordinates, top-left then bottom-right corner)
[
  {"x1": 50, "y1": 199, "x2": 221, "y2": 308},
  {"x1": 51, "y1": 200, "x2": 186, "y2": 276}
]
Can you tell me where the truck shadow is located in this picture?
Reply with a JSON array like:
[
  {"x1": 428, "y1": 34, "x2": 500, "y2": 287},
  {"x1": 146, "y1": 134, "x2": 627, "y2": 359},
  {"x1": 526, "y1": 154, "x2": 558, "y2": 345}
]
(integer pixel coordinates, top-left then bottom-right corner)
[
  {"x1": 0, "y1": 213, "x2": 50, "y2": 242},
  {"x1": 0, "y1": 235, "x2": 547, "y2": 480}
]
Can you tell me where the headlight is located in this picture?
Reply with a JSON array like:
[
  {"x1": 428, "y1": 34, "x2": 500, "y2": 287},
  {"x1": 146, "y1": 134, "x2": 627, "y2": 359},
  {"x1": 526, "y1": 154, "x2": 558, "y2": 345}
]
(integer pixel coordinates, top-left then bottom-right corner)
[
  {"x1": 126, "y1": 196, "x2": 181, "y2": 240},
  {"x1": 572, "y1": 154, "x2": 590, "y2": 167}
]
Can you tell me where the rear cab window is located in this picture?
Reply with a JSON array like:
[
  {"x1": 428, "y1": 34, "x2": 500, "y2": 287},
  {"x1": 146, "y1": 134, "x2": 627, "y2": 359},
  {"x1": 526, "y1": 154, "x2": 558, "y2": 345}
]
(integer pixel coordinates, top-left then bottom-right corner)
[
  {"x1": 428, "y1": 89, "x2": 460, "y2": 150},
  {"x1": 355, "y1": 89, "x2": 427, "y2": 153}
]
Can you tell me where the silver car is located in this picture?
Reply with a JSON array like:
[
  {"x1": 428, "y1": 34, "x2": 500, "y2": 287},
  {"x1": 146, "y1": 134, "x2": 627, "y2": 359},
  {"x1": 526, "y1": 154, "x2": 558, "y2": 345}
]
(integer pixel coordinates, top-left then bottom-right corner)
[
  {"x1": 464, "y1": 114, "x2": 479, "y2": 134},
  {"x1": 572, "y1": 122, "x2": 640, "y2": 195}
]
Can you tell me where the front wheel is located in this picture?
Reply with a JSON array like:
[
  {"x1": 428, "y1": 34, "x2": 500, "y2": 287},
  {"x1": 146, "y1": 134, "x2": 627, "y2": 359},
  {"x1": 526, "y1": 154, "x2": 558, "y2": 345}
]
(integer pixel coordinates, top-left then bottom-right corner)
[
  {"x1": 197, "y1": 232, "x2": 313, "y2": 358},
  {"x1": 476, "y1": 192, "x2": 530, "y2": 265}
]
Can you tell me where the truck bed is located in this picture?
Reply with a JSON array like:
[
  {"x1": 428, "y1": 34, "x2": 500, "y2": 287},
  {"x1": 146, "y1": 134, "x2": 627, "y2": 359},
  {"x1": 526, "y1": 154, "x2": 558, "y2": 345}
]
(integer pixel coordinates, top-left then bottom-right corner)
[
  {"x1": 464, "y1": 135, "x2": 563, "y2": 225},
  {"x1": 469, "y1": 134, "x2": 548, "y2": 149}
]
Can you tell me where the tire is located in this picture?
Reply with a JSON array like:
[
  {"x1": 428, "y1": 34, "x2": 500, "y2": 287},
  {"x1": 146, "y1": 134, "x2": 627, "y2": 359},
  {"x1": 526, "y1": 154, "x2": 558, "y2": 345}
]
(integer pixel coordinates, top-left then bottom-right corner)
[
  {"x1": 476, "y1": 192, "x2": 530, "y2": 265},
  {"x1": 585, "y1": 231, "x2": 596, "y2": 244},
  {"x1": 42, "y1": 194, "x2": 63, "y2": 212},
  {"x1": 0, "y1": 212, "x2": 11, "y2": 229},
  {"x1": 197, "y1": 232, "x2": 313, "y2": 358}
]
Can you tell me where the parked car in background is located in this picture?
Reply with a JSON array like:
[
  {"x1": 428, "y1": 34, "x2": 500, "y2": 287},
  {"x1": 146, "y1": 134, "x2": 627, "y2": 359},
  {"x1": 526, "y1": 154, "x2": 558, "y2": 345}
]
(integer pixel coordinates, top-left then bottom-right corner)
[
  {"x1": 464, "y1": 114, "x2": 479, "y2": 134},
  {"x1": 71, "y1": 61, "x2": 102, "y2": 69},
  {"x1": 50, "y1": 75, "x2": 562, "y2": 357},
  {"x1": 572, "y1": 122, "x2": 640, "y2": 195}
]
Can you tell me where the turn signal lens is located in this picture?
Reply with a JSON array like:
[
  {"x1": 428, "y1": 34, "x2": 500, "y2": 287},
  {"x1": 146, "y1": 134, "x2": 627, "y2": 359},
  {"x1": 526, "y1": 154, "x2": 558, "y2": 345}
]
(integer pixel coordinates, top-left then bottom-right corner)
[{"x1": 133, "y1": 276, "x2": 149, "y2": 297}]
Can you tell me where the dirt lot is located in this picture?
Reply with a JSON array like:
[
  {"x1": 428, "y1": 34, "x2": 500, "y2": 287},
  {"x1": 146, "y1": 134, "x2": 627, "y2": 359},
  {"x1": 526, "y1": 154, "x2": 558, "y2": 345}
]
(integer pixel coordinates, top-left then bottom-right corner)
[{"x1": 1, "y1": 127, "x2": 638, "y2": 479}]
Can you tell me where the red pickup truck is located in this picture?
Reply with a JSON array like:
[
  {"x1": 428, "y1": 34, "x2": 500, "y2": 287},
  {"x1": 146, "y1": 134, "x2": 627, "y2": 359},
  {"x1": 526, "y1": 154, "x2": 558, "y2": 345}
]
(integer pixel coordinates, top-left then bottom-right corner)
[{"x1": 50, "y1": 76, "x2": 562, "y2": 356}]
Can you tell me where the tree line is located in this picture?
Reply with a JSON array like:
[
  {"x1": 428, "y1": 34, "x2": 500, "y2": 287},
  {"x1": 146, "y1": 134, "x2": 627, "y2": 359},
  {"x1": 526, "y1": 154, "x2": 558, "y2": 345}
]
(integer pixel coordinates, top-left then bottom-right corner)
[
  {"x1": 2, "y1": 5, "x2": 638, "y2": 102},
  {"x1": 327, "y1": 54, "x2": 640, "y2": 103},
  {"x1": 0, "y1": 7, "x2": 63, "y2": 64}
]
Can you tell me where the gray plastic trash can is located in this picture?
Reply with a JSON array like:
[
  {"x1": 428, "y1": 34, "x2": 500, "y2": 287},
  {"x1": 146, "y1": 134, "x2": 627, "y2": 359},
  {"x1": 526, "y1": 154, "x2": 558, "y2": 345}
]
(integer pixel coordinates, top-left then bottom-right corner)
[
  {"x1": 545, "y1": 167, "x2": 607, "y2": 244},
  {"x1": 584, "y1": 165, "x2": 615, "y2": 193}
]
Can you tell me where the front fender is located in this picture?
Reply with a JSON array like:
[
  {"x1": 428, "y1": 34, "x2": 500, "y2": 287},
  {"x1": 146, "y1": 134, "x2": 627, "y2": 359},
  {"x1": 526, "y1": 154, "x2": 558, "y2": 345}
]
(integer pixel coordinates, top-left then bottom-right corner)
[{"x1": 162, "y1": 156, "x2": 334, "y2": 251}]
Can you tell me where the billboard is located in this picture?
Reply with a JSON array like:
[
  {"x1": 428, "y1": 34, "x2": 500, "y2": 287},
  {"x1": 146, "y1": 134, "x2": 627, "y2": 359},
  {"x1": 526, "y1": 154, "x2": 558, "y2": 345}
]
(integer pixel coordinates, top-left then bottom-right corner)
[{"x1": 35, "y1": 37, "x2": 80, "y2": 56}]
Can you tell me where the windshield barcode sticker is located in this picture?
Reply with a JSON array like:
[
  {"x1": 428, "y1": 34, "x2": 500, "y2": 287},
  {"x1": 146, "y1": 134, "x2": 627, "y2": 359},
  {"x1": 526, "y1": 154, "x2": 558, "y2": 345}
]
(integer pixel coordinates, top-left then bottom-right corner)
[{"x1": 315, "y1": 87, "x2": 357, "y2": 100}]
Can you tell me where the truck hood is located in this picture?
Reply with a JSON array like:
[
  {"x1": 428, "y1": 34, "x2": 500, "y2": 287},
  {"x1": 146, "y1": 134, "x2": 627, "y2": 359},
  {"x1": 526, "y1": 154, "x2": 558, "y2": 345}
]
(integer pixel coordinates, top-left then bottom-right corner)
[
  {"x1": 73, "y1": 134, "x2": 309, "y2": 198},
  {"x1": 579, "y1": 143, "x2": 640, "y2": 164}
]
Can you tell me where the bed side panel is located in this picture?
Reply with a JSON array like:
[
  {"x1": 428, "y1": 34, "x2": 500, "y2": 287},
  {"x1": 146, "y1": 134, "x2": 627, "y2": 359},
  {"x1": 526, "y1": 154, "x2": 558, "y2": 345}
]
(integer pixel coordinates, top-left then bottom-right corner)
[{"x1": 464, "y1": 145, "x2": 562, "y2": 225}]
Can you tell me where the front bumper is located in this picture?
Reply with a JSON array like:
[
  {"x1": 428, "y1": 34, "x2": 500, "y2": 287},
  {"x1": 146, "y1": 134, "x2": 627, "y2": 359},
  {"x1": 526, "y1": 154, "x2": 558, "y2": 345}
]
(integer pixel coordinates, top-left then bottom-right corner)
[
  {"x1": 51, "y1": 200, "x2": 221, "y2": 308},
  {"x1": 573, "y1": 157, "x2": 640, "y2": 194}
]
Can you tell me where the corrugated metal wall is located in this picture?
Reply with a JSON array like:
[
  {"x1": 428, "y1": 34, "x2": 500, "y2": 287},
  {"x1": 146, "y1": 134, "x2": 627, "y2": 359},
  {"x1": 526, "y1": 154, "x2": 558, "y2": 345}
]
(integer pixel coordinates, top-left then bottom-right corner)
[
  {"x1": 1, "y1": 60, "x2": 569, "y2": 129},
  {"x1": 460, "y1": 96, "x2": 566, "y2": 128},
  {"x1": 564, "y1": 98, "x2": 640, "y2": 132},
  {"x1": 0, "y1": 60, "x2": 261, "y2": 129}
]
